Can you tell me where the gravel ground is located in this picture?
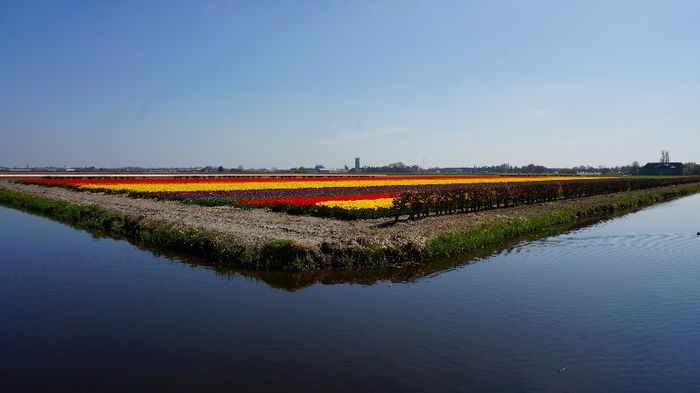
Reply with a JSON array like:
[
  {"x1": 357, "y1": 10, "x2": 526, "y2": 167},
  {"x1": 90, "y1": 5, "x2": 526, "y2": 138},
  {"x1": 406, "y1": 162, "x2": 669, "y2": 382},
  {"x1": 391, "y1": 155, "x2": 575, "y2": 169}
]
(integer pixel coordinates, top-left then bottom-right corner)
[{"x1": 0, "y1": 181, "x2": 679, "y2": 253}]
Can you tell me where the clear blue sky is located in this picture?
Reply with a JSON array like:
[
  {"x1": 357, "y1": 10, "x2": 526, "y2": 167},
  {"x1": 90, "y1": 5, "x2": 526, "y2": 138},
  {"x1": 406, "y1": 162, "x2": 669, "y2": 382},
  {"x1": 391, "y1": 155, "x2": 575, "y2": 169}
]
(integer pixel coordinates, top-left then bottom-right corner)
[{"x1": 1, "y1": 0, "x2": 698, "y2": 169}]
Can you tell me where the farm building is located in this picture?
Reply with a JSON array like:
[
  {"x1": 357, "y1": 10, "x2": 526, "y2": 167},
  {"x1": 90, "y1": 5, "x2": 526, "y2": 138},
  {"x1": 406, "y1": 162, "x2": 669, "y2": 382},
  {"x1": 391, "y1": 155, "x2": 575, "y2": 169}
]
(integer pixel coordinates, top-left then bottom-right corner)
[{"x1": 639, "y1": 162, "x2": 684, "y2": 176}]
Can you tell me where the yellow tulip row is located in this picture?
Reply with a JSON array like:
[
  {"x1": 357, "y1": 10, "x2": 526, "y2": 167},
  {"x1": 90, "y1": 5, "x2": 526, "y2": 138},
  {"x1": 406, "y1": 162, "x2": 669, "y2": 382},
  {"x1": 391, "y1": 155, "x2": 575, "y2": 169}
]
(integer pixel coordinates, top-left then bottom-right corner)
[
  {"x1": 77, "y1": 176, "x2": 601, "y2": 193},
  {"x1": 316, "y1": 198, "x2": 395, "y2": 210}
]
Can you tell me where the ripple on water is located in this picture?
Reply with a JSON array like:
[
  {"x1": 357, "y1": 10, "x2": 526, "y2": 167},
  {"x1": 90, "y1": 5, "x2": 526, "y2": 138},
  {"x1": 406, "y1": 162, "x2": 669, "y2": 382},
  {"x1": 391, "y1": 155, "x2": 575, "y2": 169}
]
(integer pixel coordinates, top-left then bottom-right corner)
[{"x1": 503, "y1": 232, "x2": 700, "y2": 262}]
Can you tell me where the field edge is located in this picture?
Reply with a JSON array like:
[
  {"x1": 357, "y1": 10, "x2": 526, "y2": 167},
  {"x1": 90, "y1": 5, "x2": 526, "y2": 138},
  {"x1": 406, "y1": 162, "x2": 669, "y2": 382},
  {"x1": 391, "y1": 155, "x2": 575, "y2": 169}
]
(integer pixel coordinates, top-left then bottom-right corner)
[{"x1": 1, "y1": 183, "x2": 700, "y2": 271}]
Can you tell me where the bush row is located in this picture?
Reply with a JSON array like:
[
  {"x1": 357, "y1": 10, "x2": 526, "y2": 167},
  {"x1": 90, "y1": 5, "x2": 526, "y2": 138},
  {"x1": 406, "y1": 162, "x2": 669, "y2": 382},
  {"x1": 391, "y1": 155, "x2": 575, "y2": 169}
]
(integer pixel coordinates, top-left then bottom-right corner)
[{"x1": 393, "y1": 177, "x2": 700, "y2": 220}]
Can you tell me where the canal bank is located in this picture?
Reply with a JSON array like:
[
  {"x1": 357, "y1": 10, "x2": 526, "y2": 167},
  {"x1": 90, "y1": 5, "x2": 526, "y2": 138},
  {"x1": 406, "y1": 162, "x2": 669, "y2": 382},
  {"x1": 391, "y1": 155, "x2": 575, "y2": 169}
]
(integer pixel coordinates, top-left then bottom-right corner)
[{"x1": 1, "y1": 181, "x2": 700, "y2": 270}]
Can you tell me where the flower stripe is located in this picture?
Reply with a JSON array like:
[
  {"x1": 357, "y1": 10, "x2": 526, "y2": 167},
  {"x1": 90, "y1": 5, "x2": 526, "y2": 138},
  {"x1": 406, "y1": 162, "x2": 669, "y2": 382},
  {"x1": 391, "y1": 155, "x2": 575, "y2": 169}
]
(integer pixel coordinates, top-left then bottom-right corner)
[
  {"x1": 21, "y1": 175, "x2": 506, "y2": 185},
  {"x1": 316, "y1": 198, "x2": 395, "y2": 210},
  {"x1": 71, "y1": 176, "x2": 600, "y2": 192},
  {"x1": 237, "y1": 193, "x2": 396, "y2": 206}
]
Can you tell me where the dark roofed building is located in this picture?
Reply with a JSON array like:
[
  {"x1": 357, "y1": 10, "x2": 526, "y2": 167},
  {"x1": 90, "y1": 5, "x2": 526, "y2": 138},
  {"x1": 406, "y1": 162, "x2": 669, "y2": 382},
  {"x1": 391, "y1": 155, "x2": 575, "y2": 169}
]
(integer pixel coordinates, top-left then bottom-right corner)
[{"x1": 639, "y1": 162, "x2": 684, "y2": 176}]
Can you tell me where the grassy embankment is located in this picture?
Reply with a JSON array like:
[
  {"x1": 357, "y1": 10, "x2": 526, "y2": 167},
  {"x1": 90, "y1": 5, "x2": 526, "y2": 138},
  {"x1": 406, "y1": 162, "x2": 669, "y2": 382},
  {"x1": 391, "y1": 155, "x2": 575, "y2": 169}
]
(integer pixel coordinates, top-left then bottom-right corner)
[
  {"x1": 0, "y1": 187, "x2": 308, "y2": 270},
  {"x1": 2, "y1": 183, "x2": 700, "y2": 270},
  {"x1": 425, "y1": 183, "x2": 700, "y2": 257}
]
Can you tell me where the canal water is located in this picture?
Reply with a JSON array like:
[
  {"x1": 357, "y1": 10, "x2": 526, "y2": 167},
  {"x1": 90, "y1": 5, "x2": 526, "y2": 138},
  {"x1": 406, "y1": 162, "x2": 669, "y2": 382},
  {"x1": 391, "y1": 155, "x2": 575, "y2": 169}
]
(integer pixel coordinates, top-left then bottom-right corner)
[{"x1": 1, "y1": 195, "x2": 700, "y2": 392}]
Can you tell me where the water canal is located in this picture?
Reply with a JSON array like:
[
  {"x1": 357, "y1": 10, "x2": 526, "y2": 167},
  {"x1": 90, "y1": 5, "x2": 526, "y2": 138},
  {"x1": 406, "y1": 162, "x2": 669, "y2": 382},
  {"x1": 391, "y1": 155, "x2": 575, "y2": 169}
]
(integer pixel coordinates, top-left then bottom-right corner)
[{"x1": 2, "y1": 195, "x2": 700, "y2": 392}]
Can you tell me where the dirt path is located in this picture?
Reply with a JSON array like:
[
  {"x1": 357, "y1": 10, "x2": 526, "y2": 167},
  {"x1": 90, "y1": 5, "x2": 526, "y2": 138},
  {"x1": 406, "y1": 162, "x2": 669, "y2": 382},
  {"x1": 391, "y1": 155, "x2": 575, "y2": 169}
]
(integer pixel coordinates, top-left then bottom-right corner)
[{"x1": 0, "y1": 181, "x2": 678, "y2": 252}]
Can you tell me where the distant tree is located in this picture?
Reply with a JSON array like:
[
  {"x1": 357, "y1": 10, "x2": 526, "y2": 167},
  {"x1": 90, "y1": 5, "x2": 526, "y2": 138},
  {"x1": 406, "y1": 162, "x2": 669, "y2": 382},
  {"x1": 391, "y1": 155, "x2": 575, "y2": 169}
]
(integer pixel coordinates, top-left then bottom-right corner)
[
  {"x1": 631, "y1": 161, "x2": 640, "y2": 175},
  {"x1": 660, "y1": 150, "x2": 670, "y2": 163},
  {"x1": 684, "y1": 162, "x2": 697, "y2": 176},
  {"x1": 558, "y1": 167, "x2": 576, "y2": 174}
]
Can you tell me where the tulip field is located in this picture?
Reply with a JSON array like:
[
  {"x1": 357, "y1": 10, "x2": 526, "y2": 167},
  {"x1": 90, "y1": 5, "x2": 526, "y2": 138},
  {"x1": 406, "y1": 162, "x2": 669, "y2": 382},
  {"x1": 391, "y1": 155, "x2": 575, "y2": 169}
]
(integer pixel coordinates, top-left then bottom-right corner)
[
  {"x1": 17, "y1": 175, "x2": 596, "y2": 210},
  {"x1": 16, "y1": 175, "x2": 700, "y2": 219}
]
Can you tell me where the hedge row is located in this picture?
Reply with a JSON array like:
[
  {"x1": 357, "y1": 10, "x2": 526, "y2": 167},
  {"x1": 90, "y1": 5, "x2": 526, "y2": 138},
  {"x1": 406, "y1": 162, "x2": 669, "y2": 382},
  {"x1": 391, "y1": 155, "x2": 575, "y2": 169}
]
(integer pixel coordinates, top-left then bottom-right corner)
[{"x1": 393, "y1": 177, "x2": 700, "y2": 220}]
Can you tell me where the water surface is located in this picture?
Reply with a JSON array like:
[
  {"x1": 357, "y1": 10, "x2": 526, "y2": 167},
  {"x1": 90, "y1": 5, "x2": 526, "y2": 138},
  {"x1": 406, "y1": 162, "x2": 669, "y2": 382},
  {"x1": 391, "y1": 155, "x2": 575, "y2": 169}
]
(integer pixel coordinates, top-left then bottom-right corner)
[{"x1": 1, "y1": 195, "x2": 700, "y2": 392}]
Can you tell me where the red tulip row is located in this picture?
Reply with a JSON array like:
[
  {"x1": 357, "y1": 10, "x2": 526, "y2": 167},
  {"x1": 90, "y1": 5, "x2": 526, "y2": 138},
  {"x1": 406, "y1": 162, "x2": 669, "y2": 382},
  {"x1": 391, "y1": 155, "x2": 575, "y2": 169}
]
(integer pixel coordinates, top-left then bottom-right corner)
[{"x1": 19, "y1": 175, "x2": 502, "y2": 186}]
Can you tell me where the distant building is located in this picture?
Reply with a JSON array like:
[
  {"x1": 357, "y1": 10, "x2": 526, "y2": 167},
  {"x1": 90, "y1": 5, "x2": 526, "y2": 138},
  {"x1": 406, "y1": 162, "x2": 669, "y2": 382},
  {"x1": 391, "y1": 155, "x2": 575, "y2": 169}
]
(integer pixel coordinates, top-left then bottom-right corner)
[
  {"x1": 354, "y1": 157, "x2": 360, "y2": 170},
  {"x1": 639, "y1": 162, "x2": 684, "y2": 176}
]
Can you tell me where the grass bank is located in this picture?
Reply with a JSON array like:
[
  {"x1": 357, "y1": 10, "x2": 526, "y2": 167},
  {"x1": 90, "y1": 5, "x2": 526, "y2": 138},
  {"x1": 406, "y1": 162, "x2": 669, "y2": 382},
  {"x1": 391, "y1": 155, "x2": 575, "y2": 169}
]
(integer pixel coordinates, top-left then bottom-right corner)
[
  {"x1": 1, "y1": 183, "x2": 700, "y2": 270},
  {"x1": 0, "y1": 188, "x2": 309, "y2": 270},
  {"x1": 425, "y1": 183, "x2": 700, "y2": 258}
]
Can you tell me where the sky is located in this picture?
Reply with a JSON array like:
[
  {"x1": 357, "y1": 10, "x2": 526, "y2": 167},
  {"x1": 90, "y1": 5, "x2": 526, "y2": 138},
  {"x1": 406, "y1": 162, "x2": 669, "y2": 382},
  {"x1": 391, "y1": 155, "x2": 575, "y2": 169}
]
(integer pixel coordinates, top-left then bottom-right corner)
[{"x1": 1, "y1": 0, "x2": 699, "y2": 169}]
